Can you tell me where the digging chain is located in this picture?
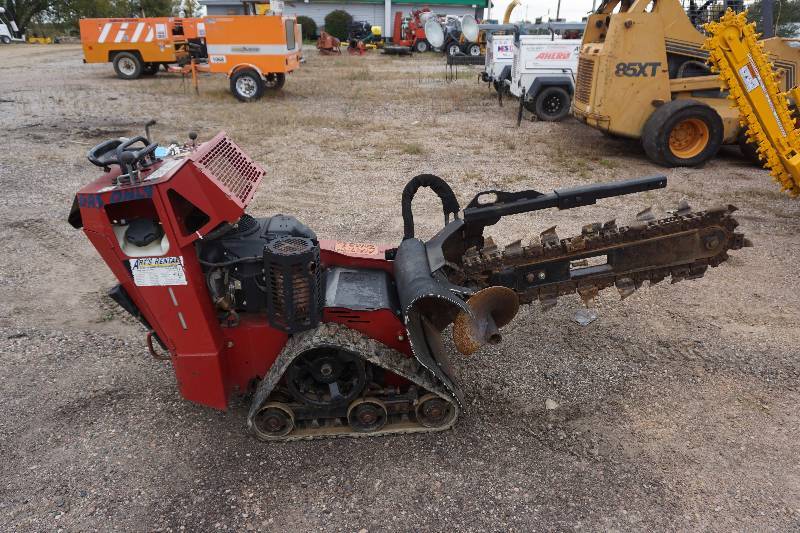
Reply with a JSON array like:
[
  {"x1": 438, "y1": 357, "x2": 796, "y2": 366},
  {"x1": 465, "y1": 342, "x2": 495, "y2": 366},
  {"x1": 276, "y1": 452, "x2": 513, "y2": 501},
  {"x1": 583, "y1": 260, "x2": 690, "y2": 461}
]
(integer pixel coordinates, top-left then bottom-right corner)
[
  {"x1": 704, "y1": 10, "x2": 800, "y2": 197},
  {"x1": 458, "y1": 206, "x2": 748, "y2": 308}
]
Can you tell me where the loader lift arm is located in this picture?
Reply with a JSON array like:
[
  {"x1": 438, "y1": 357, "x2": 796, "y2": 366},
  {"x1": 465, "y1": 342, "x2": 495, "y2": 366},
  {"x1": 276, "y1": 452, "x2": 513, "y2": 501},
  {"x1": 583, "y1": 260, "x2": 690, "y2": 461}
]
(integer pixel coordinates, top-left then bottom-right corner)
[{"x1": 704, "y1": 10, "x2": 800, "y2": 197}]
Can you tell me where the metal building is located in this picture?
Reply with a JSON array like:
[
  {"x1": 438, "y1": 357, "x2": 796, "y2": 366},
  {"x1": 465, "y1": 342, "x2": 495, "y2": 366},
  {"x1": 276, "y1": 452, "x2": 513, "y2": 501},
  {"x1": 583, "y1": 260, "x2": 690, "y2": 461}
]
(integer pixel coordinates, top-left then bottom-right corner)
[{"x1": 199, "y1": 0, "x2": 487, "y2": 38}]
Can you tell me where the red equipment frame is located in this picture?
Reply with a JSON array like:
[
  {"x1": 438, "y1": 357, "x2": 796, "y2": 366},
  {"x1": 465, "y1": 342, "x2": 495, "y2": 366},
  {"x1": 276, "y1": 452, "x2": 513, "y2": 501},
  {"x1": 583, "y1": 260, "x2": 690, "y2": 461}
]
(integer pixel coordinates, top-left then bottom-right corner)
[{"x1": 74, "y1": 133, "x2": 411, "y2": 409}]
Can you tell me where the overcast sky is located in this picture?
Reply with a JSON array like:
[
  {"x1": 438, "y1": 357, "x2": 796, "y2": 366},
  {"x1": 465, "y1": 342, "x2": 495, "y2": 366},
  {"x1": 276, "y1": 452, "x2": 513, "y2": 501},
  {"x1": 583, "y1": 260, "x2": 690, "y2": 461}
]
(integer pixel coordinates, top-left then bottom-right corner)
[{"x1": 485, "y1": 0, "x2": 599, "y2": 22}]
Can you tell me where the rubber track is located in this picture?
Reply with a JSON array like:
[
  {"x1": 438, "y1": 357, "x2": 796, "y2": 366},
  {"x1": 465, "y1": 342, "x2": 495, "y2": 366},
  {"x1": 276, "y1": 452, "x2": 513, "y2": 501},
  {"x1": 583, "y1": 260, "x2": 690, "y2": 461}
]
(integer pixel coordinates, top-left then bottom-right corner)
[{"x1": 246, "y1": 322, "x2": 460, "y2": 442}]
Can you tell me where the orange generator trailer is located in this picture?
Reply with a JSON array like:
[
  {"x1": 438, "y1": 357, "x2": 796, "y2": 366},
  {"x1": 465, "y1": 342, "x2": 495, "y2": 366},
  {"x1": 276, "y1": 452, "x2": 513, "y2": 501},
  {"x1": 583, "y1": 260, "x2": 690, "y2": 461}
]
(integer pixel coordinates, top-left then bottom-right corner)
[
  {"x1": 80, "y1": 15, "x2": 302, "y2": 102},
  {"x1": 201, "y1": 15, "x2": 301, "y2": 101}
]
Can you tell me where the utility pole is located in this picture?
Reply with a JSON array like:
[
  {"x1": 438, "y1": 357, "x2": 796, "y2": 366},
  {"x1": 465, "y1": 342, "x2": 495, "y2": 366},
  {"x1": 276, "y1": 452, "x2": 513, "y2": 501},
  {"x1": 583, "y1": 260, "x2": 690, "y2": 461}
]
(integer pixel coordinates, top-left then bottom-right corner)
[
  {"x1": 556, "y1": 0, "x2": 561, "y2": 20},
  {"x1": 762, "y1": 0, "x2": 775, "y2": 37}
]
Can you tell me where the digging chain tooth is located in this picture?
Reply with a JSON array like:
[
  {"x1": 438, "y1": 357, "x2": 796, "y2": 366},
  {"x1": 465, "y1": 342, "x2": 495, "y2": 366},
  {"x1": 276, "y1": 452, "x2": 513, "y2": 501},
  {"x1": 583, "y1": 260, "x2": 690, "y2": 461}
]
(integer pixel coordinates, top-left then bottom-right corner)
[
  {"x1": 540, "y1": 225, "x2": 559, "y2": 247},
  {"x1": 539, "y1": 292, "x2": 558, "y2": 312},
  {"x1": 528, "y1": 235, "x2": 543, "y2": 255},
  {"x1": 565, "y1": 235, "x2": 587, "y2": 253},
  {"x1": 504, "y1": 239, "x2": 524, "y2": 258},
  {"x1": 615, "y1": 277, "x2": 636, "y2": 300},
  {"x1": 577, "y1": 285, "x2": 599, "y2": 306},
  {"x1": 582, "y1": 222, "x2": 602, "y2": 235},
  {"x1": 481, "y1": 236, "x2": 501, "y2": 262},
  {"x1": 636, "y1": 206, "x2": 655, "y2": 222}
]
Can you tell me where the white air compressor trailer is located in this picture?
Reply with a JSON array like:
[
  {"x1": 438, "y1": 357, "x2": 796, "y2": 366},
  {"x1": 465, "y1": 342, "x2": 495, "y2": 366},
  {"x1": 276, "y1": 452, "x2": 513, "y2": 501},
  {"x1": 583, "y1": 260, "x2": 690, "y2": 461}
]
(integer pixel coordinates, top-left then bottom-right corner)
[
  {"x1": 481, "y1": 32, "x2": 515, "y2": 93},
  {"x1": 509, "y1": 34, "x2": 581, "y2": 121},
  {"x1": 0, "y1": 7, "x2": 25, "y2": 44}
]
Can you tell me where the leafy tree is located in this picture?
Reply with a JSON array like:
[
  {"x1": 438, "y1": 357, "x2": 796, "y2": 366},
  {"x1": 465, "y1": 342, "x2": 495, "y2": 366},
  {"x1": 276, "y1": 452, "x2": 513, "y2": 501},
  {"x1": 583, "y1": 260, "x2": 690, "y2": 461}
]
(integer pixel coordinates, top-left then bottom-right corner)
[
  {"x1": 131, "y1": 0, "x2": 173, "y2": 17},
  {"x1": 179, "y1": 0, "x2": 200, "y2": 17},
  {"x1": 324, "y1": 9, "x2": 352, "y2": 41},
  {"x1": 296, "y1": 15, "x2": 317, "y2": 40},
  {"x1": 748, "y1": 0, "x2": 800, "y2": 36}
]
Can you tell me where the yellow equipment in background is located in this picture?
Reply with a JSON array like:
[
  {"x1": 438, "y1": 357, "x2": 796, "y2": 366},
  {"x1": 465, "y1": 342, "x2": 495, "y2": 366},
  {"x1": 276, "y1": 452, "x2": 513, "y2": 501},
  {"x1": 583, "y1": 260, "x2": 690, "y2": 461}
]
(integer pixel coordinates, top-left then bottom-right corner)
[
  {"x1": 573, "y1": 0, "x2": 800, "y2": 168},
  {"x1": 704, "y1": 10, "x2": 800, "y2": 197}
]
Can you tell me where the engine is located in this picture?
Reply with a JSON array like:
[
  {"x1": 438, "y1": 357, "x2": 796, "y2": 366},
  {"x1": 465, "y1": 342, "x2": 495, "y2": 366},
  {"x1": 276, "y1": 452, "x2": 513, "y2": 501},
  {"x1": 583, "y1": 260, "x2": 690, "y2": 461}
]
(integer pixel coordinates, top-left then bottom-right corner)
[{"x1": 197, "y1": 213, "x2": 323, "y2": 333}]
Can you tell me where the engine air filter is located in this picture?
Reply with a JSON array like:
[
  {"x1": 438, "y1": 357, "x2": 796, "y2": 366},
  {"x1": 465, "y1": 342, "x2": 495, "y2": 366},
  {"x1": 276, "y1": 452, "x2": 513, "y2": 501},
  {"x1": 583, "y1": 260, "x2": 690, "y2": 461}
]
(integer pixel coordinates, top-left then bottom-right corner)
[{"x1": 263, "y1": 236, "x2": 322, "y2": 333}]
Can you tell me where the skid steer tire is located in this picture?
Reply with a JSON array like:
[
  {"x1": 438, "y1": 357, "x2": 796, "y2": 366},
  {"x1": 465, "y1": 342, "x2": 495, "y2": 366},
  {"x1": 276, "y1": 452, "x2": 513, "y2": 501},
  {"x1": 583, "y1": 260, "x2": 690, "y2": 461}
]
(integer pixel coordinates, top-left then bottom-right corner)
[
  {"x1": 738, "y1": 127, "x2": 763, "y2": 165},
  {"x1": 642, "y1": 99, "x2": 723, "y2": 167},
  {"x1": 230, "y1": 69, "x2": 265, "y2": 102},
  {"x1": 534, "y1": 86, "x2": 571, "y2": 122},
  {"x1": 113, "y1": 52, "x2": 143, "y2": 80},
  {"x1": 414, "y1": 40, "x2": 430, "y2": 53}
]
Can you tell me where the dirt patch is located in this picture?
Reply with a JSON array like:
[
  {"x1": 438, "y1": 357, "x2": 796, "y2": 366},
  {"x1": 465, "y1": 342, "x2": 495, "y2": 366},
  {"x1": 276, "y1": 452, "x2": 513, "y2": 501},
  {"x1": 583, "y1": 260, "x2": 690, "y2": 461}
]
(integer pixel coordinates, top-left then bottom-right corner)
[{"x1": 0, "y1": 44, "x2": 798, "y2": 531}]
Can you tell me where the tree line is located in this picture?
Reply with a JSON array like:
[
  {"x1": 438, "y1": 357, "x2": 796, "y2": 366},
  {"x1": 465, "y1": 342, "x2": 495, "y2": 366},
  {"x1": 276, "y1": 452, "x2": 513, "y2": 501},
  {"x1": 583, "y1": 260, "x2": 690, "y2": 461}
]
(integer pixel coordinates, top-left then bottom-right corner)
[{"x1": 3, "y1": 0, "x2": 199, "y2": 34}]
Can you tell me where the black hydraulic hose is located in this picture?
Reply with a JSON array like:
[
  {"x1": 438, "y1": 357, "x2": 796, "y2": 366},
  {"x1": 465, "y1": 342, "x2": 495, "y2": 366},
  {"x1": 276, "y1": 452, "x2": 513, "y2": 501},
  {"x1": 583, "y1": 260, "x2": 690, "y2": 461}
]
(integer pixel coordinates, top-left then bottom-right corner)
[
  {"x1": 401, "y1": 173, "x2": 461, "y2": 240},
  {"x1": 198, "y1": 256, "x2": 261, "y2": 267}
]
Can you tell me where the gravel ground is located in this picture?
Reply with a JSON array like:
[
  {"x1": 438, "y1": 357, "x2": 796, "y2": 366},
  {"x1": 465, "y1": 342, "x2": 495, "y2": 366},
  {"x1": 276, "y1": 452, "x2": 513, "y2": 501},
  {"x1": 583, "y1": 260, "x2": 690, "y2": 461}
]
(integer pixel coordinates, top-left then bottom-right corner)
[{"x1": 1, "y1": 44, "x2": 799, "y2": 532}]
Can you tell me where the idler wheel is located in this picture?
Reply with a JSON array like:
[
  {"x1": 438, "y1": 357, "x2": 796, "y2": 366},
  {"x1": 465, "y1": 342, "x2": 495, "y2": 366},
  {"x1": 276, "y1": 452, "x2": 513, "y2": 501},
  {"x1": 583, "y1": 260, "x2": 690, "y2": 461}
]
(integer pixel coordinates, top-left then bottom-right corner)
[
  {"x1": 252, "y1": 402, "x2": 295, "y2": 440},
  {"x1": 347, "y1": 398, "x2": 388, "y2": 433},
  {"x1": 415, "y1": 393, "x2": 455, "y2": 428}
]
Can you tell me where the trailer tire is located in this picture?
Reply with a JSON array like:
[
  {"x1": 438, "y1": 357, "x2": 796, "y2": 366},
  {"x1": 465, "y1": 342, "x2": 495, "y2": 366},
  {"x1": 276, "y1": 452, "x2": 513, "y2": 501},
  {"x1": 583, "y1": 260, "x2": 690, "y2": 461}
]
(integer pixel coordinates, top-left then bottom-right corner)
[
  {"x1": 142, "y1": 63, "x2": 159, "y2": 76},
  {"x1": 467, "y1": 43, "x2": 481, "y2": 56},
  {"x1": 533, "y1": 86, "x2": 571, "y2": 121},
  {"x1": 446, "y1": 43, "x2": 460, "y2": 56},
  {"x1": 231, "y1": 69, "x2": 265, "y2": 102},
  {"x1": 113, "y1": 52, "x2": 143, "y2": 80},
  {"x1": 642, "y1": 99, "x2": 723, "y2": 167},
  {"x1": 0, "y1": 36, "x2": 11, "y2": 45},
  {"x1": 264, "y1": 72, "x2": 286, "y2": 91},
  {"x1": 415, "y1": 40, "x2": 430, "y2": 53}
]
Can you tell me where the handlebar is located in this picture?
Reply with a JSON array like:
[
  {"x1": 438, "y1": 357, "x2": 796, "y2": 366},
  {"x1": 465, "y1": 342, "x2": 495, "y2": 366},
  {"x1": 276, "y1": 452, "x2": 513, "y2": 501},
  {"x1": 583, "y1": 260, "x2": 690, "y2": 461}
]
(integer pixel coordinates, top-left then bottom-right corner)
[{"x1": 87, "y1": 136, "x2": 159, "y2": 176}]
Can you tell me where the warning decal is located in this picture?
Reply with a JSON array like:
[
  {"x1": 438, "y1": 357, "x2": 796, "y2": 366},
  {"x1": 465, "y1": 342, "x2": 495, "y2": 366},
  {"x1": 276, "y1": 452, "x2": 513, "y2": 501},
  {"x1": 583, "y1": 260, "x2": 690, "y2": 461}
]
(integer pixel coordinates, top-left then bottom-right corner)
[
  {"x1": 739, "y1": 63, "x2": 760, "y2": 92},
  {"x1": 130, "y1": 256, "x2": 187, "y2": 286},
  {"x1": 334, "y1": 242, "x2": 378, "y2": 256}
]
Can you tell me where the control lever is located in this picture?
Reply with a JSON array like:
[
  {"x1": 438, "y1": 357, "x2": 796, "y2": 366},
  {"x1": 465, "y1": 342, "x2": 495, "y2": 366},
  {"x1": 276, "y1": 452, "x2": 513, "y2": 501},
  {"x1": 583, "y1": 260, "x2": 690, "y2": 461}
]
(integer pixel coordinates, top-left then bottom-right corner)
[
  {"x1": 189, "y1": 131, "x2": 198, "y2": 149},
  {"x1": 145, "y1": 120, "x2": 157, "y2": 143},
  {"x1": 117, "y1": 151, "x2": 138, "y2": 183}
]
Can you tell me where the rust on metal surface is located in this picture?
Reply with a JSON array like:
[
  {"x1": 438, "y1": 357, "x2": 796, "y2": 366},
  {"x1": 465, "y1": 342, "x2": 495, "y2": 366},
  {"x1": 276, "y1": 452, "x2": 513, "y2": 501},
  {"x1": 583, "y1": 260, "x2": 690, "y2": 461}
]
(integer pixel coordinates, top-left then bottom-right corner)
[
  {"x1": 453, "y1": 286, "x2": 520, "y2": 355},
  {"x1": 316, "y1": 31, "x2": 342, "y2": 55},
  {"x1": 458, "y1": 205, "x2": 750, "y2": 311}
]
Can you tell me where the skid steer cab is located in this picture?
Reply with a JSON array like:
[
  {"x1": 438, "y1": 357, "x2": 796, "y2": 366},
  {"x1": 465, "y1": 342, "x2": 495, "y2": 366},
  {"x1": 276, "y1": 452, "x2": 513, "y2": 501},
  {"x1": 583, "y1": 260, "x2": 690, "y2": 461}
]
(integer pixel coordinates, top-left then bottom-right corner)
[{"x1": 69, "y1": 123, "x2": 748, "y2": 442}]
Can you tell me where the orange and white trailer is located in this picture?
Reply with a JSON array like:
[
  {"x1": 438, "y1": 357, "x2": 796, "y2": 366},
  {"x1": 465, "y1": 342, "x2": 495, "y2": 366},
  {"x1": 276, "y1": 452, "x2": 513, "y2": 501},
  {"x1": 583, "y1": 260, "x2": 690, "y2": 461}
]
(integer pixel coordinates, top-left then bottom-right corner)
[
  {"x1": 197, "y1": 15, "x2": 302, "y2": 101},
  {"x1": 80, "y1": 17, "x2": 205, "y2": 79},
  {"x1": 80, "y1": 15, "x2": 302, "y2": 102}
]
